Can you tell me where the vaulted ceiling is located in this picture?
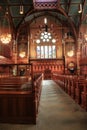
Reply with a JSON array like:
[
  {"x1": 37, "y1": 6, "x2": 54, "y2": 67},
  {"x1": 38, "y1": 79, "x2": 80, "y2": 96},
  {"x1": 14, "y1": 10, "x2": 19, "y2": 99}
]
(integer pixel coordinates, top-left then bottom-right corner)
[{"x1": 0, "y1": 0, "x2": 87, "y2": 39}]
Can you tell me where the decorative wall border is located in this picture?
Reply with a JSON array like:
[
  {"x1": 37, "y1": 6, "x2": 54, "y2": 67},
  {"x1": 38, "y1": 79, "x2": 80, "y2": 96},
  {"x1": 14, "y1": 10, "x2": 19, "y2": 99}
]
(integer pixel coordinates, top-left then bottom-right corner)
[{"x1": 34, "y1": 2, "x2": 57, "y2": 9}]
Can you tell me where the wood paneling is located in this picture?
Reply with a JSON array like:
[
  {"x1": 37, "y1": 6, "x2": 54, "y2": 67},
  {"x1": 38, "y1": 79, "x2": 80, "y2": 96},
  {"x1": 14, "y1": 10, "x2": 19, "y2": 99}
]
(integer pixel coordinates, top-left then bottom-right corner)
[{"x1": 30, "y1": 59, "x2": 64, "y2": 79}]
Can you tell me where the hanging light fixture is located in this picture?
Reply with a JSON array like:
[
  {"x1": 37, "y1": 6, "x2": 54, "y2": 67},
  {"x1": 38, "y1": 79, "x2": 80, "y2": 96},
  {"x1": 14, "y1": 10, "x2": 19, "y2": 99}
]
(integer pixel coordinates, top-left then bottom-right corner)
[
  {"x1": 44, "y1": 17, "x2": 47, "y2": 25},
  {"x1": 0, "y1": 12, "x2": 12, "y2": 44},
  {"x1": 20, "y1": 5, "x2": 24, "y2": 14},
  {"x1": 78, "y1": 3, "x2": 82, "y2": 13},
  {"x1": 36, "y1": 31, "x2": 56, "y2": 43},
  {"x1": 44, "y1": 17, "x2": 48, "y2": 32},
  {"x1": 36, "y1": 17, "x2": 57, "y2": 43}
]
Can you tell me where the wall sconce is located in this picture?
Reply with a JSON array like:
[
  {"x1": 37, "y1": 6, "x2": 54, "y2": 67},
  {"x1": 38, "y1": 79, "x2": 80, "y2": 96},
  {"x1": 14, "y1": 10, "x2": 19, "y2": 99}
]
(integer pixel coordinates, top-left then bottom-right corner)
[
  {"x1": 84, "y1": 19, "x2": 87, "y2": 41},
  {"x1": 19, "y1": 51, "x2": 26, "y2": 58},
  {"x1": 84, "y1": 34, "x2": 87, "y2": 41},
  {"x1": 67, "y1": 50, "x2": 74, "y2": 57},
  {"x1": 78, "y1": 3, "x2": 82, "y2": 13},
  {"x1": 20, "y1": 5, "x2": 24, "y2": 14}
]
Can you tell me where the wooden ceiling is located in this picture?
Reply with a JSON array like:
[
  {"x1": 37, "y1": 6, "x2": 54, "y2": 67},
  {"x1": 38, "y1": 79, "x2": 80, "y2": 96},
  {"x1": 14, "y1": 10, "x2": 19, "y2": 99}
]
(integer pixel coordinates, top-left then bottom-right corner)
[{"x1": 0, "y1": 0, "x2": 87, "y2": 39}]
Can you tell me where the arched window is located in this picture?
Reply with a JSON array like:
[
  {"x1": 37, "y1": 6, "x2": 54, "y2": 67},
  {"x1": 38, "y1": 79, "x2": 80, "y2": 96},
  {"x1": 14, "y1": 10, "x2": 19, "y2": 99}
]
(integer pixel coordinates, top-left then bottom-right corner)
[
  {"x1": 36, "y1": 30, "x2": 57, "y2": 59},
  {"x1": 36, "y1": 44, "x2": 56, "y2": 59}
]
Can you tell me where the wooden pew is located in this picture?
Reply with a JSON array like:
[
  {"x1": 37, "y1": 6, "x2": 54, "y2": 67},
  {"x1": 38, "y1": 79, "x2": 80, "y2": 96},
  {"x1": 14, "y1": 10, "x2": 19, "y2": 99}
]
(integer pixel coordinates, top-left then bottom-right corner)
[
  {"x1": 70, "y1": 76, "x2": 77, "y2": 99},
  {"x1": 53, "y1": 74, "x2": 65, "y2": 89},
  {"x1": 0, "y1": 76, "x2": 29, "y2": 90},
  {"x1": 81, "y1": 80, "x2": 87, "y2": 111},
  {"x1": 0, "y1": 90, "x2": 36, "y2": 124},
  {"x1": 75, "y1": 77, "x2": 85, "y2": 104},
  {"x1": 34, "y1": 74, "x2": 43, "y2": 114},
  {"x1": 0, "y1": 74, "x2": 43, "y2": 124},
  {"x1": 0, "y1": 76, "x2": 28, "y2": 84},
  {"x1": 53, "y1": 74, "x2": 87, "y2": 111}
]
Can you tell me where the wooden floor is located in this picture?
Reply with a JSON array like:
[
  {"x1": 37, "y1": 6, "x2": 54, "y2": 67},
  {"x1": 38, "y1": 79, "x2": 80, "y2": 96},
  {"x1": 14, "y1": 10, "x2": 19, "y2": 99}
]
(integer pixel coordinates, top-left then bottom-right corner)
[{"x1": 0, "y1": 80, "x2": 87, "y2": 130}]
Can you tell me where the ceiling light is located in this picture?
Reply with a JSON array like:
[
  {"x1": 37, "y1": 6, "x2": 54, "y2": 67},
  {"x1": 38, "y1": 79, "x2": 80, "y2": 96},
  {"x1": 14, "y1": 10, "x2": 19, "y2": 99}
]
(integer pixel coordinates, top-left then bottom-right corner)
[
  {"x1": 44, "y1": 18, "x2": 47, "y2": 25},
  {"x1": 47, "y1": 39, "x2": 49, "y2": 42},
  {"x1": 48, "y1": 33, "x2": 51, "y2": 36},
  {"x1": 0, "y1": 33, "x2": 11, "y2": 44},
  {"x1": 43, "y1": 39, "x2": 46, "y2": 42},
  {"x1": 6, "y1": 8, "x2": 8, "y2": 15},
  {"x1": 44, "y1": 34, "x2": 48, "y2": 39},
  {"x1": 78, "y1": 4, "x2": 82, "y2": 13},
  {"x1": 20, "y1": 5, "x2": 24, "y2": 14},
  {"x1": 39, "y1": 31, "x2": 54, "y2": 42}
]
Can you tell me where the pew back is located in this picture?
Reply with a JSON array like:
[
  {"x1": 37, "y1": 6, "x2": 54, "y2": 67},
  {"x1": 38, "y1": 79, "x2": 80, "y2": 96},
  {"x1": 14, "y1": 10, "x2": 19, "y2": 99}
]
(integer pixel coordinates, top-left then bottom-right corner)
[{"x1": 0, "y1": 74, "x2": 43, "y2": 124}]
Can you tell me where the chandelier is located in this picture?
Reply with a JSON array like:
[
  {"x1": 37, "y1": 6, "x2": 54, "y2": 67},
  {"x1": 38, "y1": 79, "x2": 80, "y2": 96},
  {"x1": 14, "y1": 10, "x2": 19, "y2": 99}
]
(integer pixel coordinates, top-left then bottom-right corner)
[
  {"x1": 0, "y1": 13, "x2": 12, "y2": 44},
  {"x1": 41, "y1": 32, "x2": 52, "y2": 42},
  {"x1": 36, "y1": 17, "x2": 56, "y2": 44},
  {"x1": 36, "y1": 31, "x2": 56, "y2": 43},
  {"x1": 0, "y1": 33, "x2": 11, "y2": 44}
]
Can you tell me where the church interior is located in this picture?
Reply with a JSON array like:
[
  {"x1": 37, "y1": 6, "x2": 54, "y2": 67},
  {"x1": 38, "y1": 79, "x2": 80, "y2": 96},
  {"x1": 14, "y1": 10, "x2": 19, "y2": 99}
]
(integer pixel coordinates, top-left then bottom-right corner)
[{"x1": 0, "y1": 0, "x2": 87, "y2": 129}]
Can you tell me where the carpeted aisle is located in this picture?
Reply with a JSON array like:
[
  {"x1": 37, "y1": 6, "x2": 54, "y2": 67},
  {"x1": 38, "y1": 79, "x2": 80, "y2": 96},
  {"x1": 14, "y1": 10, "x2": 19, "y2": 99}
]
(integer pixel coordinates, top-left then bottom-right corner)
[{"x1": 0, "y1": 80, "x2": 87, "y2": 130}]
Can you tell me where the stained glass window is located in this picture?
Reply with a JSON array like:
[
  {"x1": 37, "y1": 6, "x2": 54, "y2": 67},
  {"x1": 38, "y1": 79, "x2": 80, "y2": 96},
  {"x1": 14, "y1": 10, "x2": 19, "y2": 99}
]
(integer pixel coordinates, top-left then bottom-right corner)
[
  {"x1": 53, "y1": 45, "x2": 56, "y2": 58},
  {"x1": 36, "y1": 45, "x2": 56, "y2": 59},
  {"x1": 45, "y1": 46, "x2": 48, "y2": 58},
  {"x1": 41, "y1": 46, "x2": 44, "y2": 58},
  {"x1": 37, "y1": 46, "x2": 40, "y2": 58}
]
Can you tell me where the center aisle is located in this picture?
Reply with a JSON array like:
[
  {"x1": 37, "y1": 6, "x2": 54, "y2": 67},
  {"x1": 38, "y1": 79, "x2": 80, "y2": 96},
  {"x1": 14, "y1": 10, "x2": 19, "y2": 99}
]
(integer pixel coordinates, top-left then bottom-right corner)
[
  {"x1": 0, "y1": 80, "x2": 87, "y2": 130},
  {"x1": 37, "y1": 80, "x2": 87, "y2": 130}
]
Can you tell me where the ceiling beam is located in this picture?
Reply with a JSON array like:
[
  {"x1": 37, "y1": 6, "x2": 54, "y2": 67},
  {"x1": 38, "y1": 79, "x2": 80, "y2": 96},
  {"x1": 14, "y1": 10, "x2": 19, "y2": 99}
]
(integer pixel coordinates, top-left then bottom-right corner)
[
  {"x1": 80, "y1": 0, "x2": 86, "y2": 23},
  {"x1": 57, "y1": 6, "x2": 77, "y2": 40},
  {"x1": 67, "y1": 0, "x2": 72, "y2": 15},
  {"x1": 29, "y1": 11, "x2": 68, "y2": 28},
  {"x1": 6, "y1": 0, "x2": 16, "y2": 36},
  {"x1": 16, "y1": 6, "x2": 34, "y2": 31}
]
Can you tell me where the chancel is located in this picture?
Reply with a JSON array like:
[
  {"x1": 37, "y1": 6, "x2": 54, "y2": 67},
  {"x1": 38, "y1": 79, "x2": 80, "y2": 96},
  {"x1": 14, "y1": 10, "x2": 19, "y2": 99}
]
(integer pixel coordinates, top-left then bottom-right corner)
[{"x1": 0, "y1": 0, "x2": 87, "y2": 130}]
